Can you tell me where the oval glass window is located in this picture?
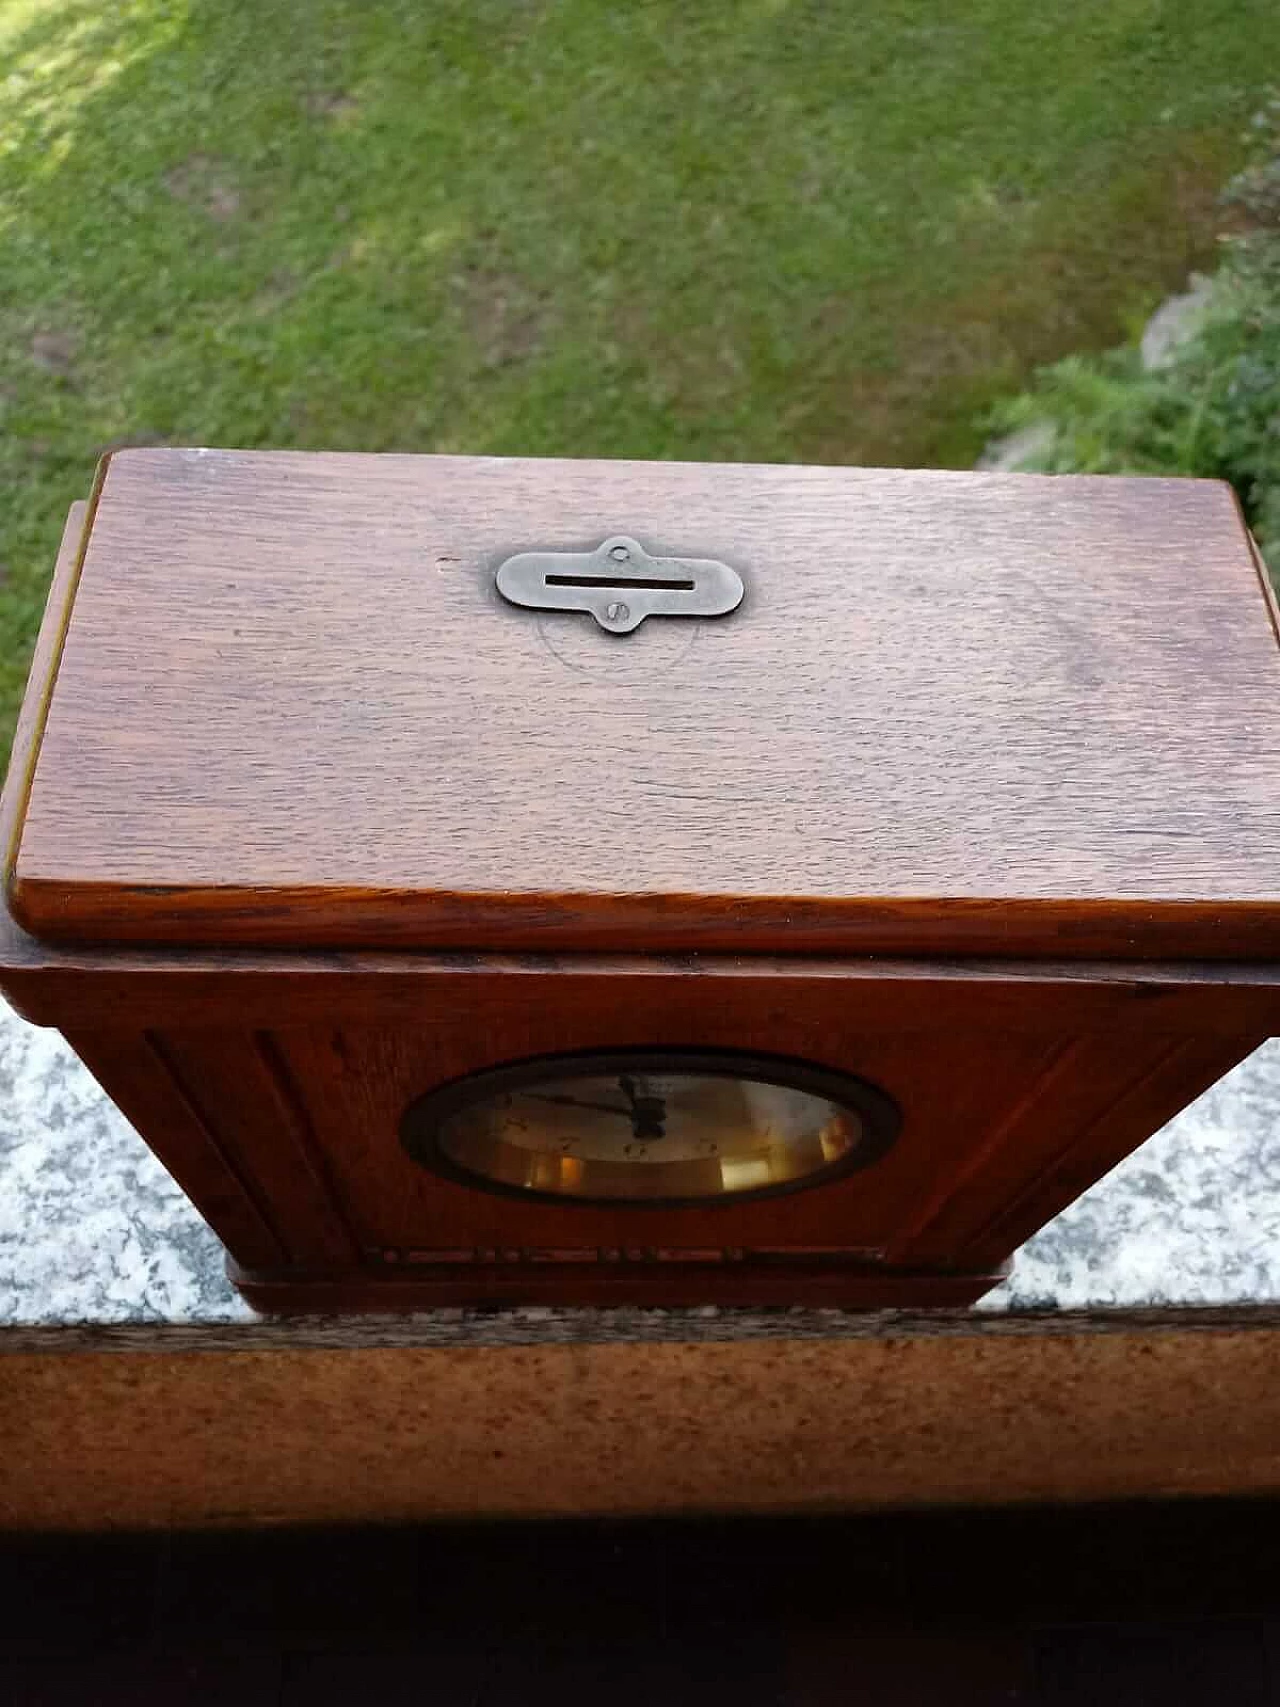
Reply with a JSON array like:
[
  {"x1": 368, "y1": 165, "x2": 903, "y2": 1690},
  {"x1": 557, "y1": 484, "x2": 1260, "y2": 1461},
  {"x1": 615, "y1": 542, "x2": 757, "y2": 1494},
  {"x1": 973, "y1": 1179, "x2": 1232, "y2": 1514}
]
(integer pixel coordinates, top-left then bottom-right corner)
[{"x1": 401, "y1": 1050, "x2": 899, "y2": 1207}]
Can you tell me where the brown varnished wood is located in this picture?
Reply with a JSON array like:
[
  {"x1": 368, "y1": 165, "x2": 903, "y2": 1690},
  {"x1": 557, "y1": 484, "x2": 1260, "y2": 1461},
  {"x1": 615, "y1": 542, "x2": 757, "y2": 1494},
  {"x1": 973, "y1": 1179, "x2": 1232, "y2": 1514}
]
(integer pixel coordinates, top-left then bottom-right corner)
[
  {"x1": 953, "y1": 1033, "x2": 1265, "y2": 1268},
  {"x1": 3, "y1": 682, "x2": 1277, "y2": 1037},
  {"x1": 64, "y1": 1029, "x2": 285, "y2": 1271},
  {"x1": 0, "y1": 500, "x2": 88, "y2": 875},
  {"x1": 2, "y1": 467, "x2": 1276, "y2": 1313},
  {"x1": 4, "y1": 922, "x2": 1280, "y2": 1034},
  {"x1": 51, "y1": 987, "x2": 1259, "y2": 1310},
  {"x1": 156, "y1": 1031, "x2": 360, "y2": 1267},
  {"x1": 1246, "y1": 523, "x2": 1280, "y2": 648},
  {"x1": 227, "y1": 1261, "x2": 1004, "y2": 1311},
  {"x1": 269, "y1": 1020, "x2": 1055, "y2": 1257},
  {"x1": 10, "y1": 451, "x2": 1280, "y2": 958},
  {"x1": 898, "y1": 1030, "x2": 1266, "y2": 1266}
]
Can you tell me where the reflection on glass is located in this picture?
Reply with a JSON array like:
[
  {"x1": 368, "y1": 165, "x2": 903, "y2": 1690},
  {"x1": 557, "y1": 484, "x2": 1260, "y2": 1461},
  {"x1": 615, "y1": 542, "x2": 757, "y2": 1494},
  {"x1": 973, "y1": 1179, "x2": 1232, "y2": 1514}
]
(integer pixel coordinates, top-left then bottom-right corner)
[{"x1": 432, "y1": 1065, "x2": 868, "y2": 1201}]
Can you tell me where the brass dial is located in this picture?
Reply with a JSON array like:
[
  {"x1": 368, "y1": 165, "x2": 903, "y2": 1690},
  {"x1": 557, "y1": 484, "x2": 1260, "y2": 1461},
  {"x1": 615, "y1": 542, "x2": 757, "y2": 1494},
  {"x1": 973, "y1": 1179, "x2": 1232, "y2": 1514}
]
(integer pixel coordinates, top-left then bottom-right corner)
[{"x1": 401, "y1": 1051, "x2": 898, "y2": 1205}]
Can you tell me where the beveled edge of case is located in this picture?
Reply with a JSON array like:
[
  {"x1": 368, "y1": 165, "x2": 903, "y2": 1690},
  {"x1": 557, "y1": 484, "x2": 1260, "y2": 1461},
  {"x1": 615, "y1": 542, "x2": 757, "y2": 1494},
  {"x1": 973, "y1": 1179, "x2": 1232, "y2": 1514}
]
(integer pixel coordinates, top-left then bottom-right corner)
[{"x1": 1, "y1": 459, "x2": 109, "y2": 919}]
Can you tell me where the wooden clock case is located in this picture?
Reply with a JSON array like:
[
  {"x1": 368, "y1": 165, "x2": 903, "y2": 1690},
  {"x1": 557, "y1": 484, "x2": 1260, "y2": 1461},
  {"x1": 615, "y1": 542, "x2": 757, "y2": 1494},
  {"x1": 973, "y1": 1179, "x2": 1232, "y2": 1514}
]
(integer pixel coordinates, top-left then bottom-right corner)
[{"x1": 2, "y1": 450, "x2": 1278, "y2": 1312}]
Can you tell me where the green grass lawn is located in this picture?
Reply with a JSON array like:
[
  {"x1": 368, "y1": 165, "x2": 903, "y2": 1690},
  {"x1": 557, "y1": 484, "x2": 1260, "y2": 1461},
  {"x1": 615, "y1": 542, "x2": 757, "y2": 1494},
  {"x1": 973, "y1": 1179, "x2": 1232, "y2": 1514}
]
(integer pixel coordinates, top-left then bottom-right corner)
[{"x1": 3, "y1": 0, "x2": 1279, "y2": 767}]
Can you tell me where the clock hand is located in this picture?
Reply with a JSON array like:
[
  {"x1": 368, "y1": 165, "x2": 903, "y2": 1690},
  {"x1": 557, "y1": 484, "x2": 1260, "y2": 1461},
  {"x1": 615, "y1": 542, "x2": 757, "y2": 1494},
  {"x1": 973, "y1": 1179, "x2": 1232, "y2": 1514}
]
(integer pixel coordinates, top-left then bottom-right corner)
[
  {"x1": 529, "y1": 1092, "x2": 633, "y2": 1118},
  {"x1": 525, "y1": 1083, "x2": 668, "y2": 1140},
  {"x1": 617, "y1": 1074, "x2": 667, "y2": 1140}
]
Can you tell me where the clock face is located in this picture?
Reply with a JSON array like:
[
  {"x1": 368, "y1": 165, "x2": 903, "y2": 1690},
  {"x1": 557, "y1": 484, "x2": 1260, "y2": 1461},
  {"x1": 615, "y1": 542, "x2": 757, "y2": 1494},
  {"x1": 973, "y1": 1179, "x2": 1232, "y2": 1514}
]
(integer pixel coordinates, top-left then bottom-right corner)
[{"x1": 401, "y1": 1050, "x2": 898, "y2": 1205}]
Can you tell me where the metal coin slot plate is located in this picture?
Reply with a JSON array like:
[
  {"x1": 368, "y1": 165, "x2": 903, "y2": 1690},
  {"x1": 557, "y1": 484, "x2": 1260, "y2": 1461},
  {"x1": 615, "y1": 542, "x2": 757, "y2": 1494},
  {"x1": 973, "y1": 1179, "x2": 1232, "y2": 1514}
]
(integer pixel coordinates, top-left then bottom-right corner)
[{"x1": 495, "y1": 535, "x2": 744, "y2": 633}]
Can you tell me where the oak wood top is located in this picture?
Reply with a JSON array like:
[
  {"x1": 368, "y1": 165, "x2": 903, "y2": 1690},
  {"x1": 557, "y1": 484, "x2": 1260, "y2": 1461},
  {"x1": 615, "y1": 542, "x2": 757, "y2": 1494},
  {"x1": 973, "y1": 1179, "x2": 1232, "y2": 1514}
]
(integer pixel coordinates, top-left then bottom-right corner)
[{"x1": 9, "y1": 450, "x2": 1280, "y2": 957}]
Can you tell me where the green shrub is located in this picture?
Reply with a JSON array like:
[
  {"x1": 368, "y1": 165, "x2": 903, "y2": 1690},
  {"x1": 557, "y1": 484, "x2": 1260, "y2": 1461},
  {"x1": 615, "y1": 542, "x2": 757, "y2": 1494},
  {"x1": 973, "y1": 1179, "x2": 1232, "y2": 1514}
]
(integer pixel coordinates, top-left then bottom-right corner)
[{"x1": 989, "y1": 149, "x2": 1280, "y2": 583}]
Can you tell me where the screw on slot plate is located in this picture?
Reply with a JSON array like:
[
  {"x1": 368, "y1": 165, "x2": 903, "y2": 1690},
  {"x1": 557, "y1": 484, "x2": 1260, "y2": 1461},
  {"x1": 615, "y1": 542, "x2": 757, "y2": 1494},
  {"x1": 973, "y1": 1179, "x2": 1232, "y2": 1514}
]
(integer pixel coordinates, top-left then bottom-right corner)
[{"x1": 495, "y1": 535, "x2": 745, "y2": 634}]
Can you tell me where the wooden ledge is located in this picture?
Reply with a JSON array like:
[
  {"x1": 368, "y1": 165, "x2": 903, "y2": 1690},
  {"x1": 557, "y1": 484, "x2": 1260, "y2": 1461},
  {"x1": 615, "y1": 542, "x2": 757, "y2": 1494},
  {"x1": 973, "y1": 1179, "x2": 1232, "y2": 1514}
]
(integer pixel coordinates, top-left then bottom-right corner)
[{"x1": 5, "y1": 1307, "x2": 1280, "y2": 1529}]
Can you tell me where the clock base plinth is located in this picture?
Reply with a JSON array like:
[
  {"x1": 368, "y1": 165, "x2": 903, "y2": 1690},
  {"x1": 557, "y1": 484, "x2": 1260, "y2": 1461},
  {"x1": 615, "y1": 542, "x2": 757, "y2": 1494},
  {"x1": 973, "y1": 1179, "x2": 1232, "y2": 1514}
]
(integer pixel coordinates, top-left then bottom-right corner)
[{"x1": 227, "y1": 1257, "x2": 1009, "y2": 1314}]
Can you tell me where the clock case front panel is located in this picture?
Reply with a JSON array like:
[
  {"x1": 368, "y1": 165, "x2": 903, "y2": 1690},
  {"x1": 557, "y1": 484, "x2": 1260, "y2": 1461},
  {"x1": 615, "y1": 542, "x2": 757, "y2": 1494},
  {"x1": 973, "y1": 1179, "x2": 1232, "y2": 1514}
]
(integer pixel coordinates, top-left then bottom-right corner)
[{"x1": 14, "y1": 957, "x2": 1261, "y2": 1311}]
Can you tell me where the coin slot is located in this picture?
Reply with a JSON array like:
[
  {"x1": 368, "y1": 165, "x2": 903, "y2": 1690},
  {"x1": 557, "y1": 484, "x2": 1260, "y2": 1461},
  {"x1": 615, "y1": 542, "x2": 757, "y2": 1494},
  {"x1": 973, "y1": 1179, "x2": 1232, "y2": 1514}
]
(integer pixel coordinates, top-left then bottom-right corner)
[
  {"x1": 544, "y1": 574, "x2": 696, "y2": 591},
  {"x1": 495, "y1": 534, "x2": 745, "y2": 633}
]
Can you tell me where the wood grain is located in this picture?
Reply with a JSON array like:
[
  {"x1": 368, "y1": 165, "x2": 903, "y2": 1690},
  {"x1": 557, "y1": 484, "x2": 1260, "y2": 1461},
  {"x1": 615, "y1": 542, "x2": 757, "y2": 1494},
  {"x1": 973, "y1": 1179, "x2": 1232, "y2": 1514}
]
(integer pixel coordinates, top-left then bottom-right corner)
[
  {"x1": 5, "y1": 920, "x2": 1280, "y2": 1035},
  {"x1": 53, "y1": 978, "x2": 1259, "y2": 1310},
  {"x1": 158, "y1": 1031, "x2": 360, "y2": 1267},
  {"x1": 0, "y1": 500, "x2": 88, "y2": 875},
  {"x1": 268, "y1": 1020, "x2": 1065, "y2": 1259},
  {"x1": 10, "y1": 450, "x2": 1280, "y2": 957},
  {"x1": 229, "y1": 1261, "x2": 1004, "y2": 1311},
  {"x1": 64, "y1": 1029, "x2": 285, "y2": 1271},
  {"x1": 3, "y1": 468, "x2": 1277, "y2": 1315},
  {"x1": 9, "y1": 1302, "x2": 1280, "y2": 1355},
  {"x1": 901, "y1": 1031, "x2": 1266, "y2": 1266}
]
